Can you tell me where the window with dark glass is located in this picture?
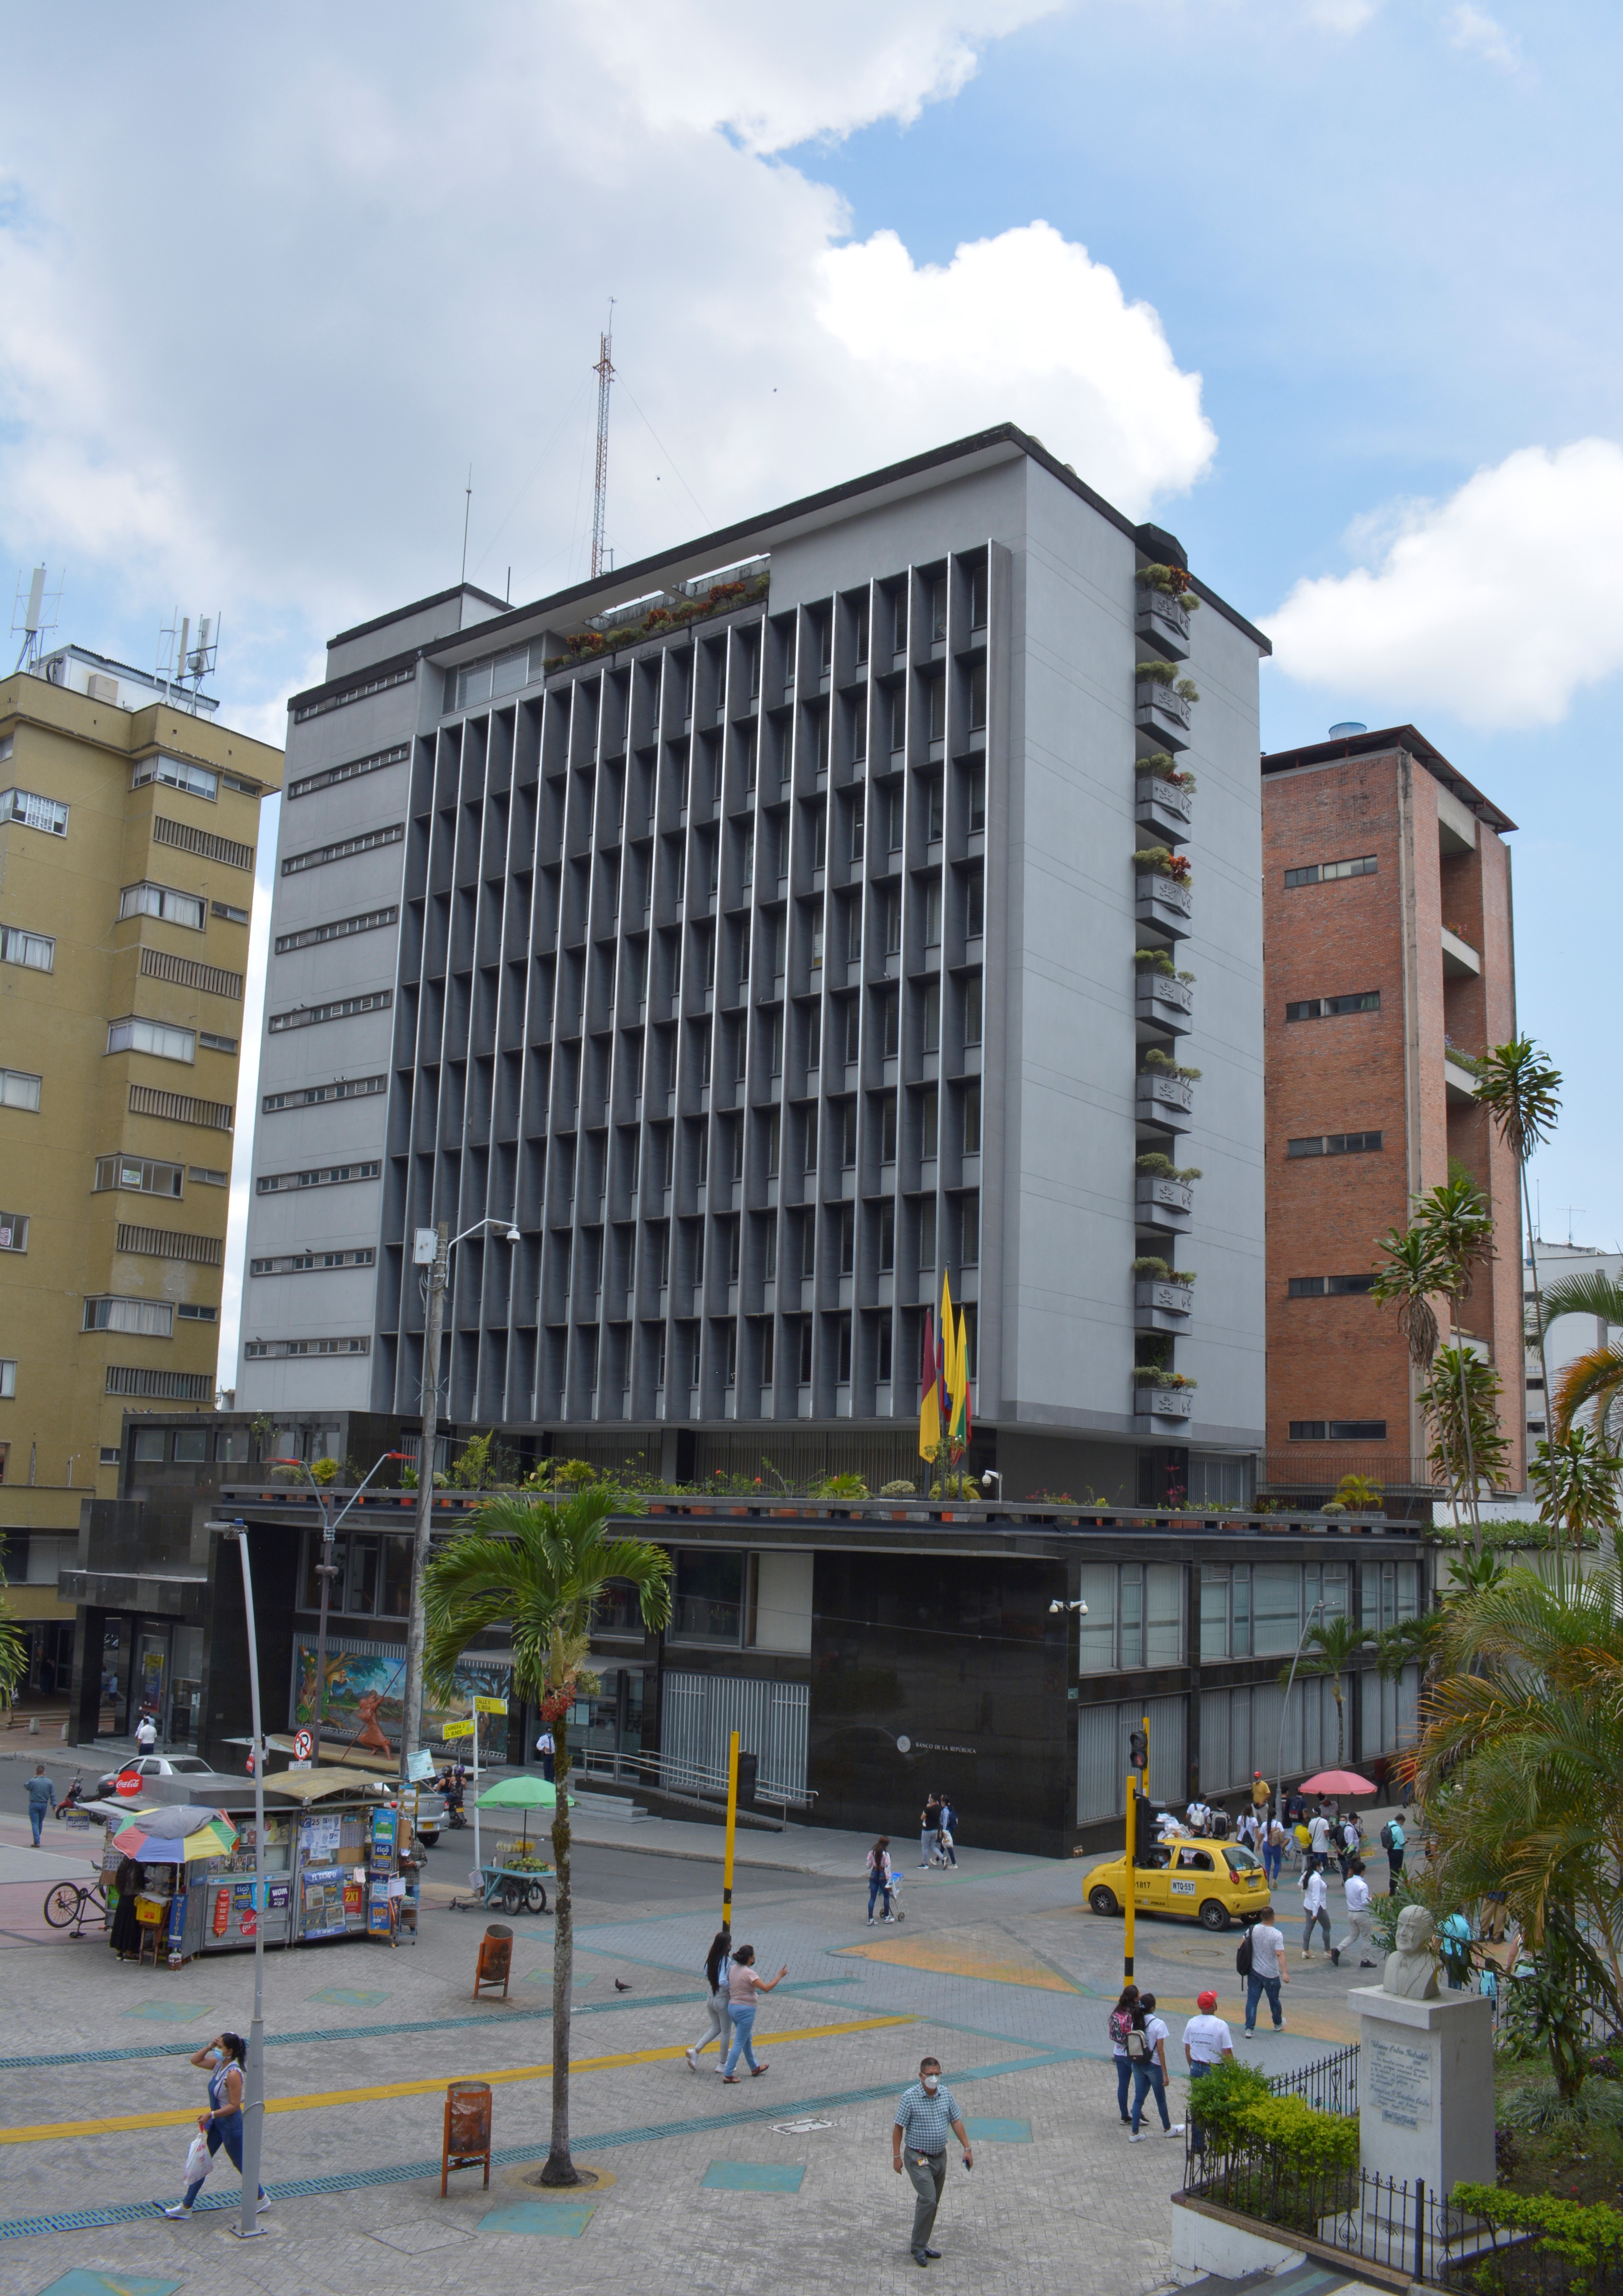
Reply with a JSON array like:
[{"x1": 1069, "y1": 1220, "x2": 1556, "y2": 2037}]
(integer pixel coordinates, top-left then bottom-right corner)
[{"x1": 671, "y1": 1548, "x2": 744, "y2": 1643}]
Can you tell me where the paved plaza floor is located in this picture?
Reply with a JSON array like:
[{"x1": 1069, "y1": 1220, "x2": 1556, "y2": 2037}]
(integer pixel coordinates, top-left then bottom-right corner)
[{"x1": 0, "y1": 1771, "x2": 1404, "y2": 2296}]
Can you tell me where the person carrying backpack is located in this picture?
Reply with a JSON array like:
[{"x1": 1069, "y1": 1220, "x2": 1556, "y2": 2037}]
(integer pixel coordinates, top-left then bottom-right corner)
[
  {"x1": 1380, "y1": 1814, "x2": 1407, "y2": 1895},
  {"x1": 1238, "y1": 1907, "x2": 1289, "y2": 2035},
  {"x1": 1108, "y1": 1984, "x2": 1141, "y2": 2124}
]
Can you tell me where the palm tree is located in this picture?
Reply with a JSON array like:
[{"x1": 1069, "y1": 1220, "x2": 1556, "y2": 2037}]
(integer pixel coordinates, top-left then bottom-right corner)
[
  {"x1": 0, "y1": 1562, "x2": 24, "y2": 1715},
  {"x1": 1373, "y1": 1179, "x2": 1496, "y2": 1550},
  {"x1": 1469, "y1": 1037, "x2": 1562, "y2": 1405},
  {"x1": 1414, "y1": 1562, "x2": 1623, "y2": 2085},
  {"x1": 1540, "y1": 1269, "x2": 1623, "y2": 1447},
  {"x1": 423, "y1": 1486, "x2": 672, "y2": 2185},
  {"x1": 1279, "y1": 1614, "x2": 1374, "y2": 1766}
]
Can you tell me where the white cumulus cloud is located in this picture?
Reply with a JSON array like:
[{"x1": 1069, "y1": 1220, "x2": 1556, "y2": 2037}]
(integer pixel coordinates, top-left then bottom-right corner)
[
  {"x1": 1270, "y1": 439, "x2": 1623, "y2": 729},
  {"x1": 574, "y1": 0, "x2": 1063, "y2": 152},
  {"x1": 816, "y1": 222, "x2": 1215, "y2": 514}
]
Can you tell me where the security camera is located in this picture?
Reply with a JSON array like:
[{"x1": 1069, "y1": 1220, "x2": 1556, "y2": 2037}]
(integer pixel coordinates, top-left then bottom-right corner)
[{"x1": 505, "y1": 1226, "x2": 521, "y2": 1244}]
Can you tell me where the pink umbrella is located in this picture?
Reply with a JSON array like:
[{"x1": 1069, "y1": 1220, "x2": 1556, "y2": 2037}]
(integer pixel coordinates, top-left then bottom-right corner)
[{"x1": 1300, "y1": 1769, "x2": 1377, "y2": 1795}]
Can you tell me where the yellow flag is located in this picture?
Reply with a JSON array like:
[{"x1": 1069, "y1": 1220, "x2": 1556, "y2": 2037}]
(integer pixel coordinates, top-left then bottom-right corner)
[{"x1": 940, "y1": 1273, "x2": 959, "y2": 1424}]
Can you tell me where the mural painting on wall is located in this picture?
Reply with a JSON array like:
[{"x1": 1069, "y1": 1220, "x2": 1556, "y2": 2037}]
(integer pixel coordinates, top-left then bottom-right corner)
[{"x1": 292, "y1": 1638, "x2": 510, "y2": 1756}]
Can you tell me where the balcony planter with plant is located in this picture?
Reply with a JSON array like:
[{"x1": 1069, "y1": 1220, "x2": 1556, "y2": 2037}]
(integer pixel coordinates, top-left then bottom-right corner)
[
  {"x1": 1134, "y1": 844, "x2": 1192, "y2": 933},
  {"x1": 1135, "y1": 660, "x2": 1200, "y2": 748},
  {"x1": 1135, "y1": 563, "x2": 1200, "y2": 659},
  {"x1": 545, "y1": 571, "x2": 771, "y2": 671},
  {"x1": 1132, "y1": 1366, "x2": 1197, "y2": 1419},
  {"x1": 1135, "y1": 1150, "x2": 1199, "y2": 1232},
  {"x1": 1133, "y1": 1254, "x2": 1195, "y2": 1323},
  {"x1": 1134, "y1": 750, "x2": 1195, "y2": 838},
  {"x1": 1135, "y1": 952, "x2": 1195, "y2": 1031}
]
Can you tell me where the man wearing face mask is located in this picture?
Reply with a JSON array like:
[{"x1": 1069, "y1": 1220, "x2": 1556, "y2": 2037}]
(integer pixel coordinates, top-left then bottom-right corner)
[{"x1": 892, "y1": 2055, "x2": 973, "y2": 2266}]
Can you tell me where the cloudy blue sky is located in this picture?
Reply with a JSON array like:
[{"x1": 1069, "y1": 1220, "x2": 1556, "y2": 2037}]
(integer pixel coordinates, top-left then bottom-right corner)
[{"x1": 2, "y1": 1, "x2": 1616, "y2": 1377}]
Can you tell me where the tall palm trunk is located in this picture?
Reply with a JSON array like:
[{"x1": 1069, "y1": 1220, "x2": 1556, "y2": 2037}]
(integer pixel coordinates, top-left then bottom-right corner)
[
  {"x1": 540, "y1": 1712, "x2": 578, "y2": 2185},
  {"x1": 1447, "y1": 1301, "x2": 1484, "y2": 1556}
]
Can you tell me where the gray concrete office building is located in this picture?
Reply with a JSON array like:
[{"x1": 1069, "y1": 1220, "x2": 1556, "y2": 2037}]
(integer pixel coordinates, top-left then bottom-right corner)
[{"x1": 237, "y1": 425, "x2": 1270, "y2": 1502}]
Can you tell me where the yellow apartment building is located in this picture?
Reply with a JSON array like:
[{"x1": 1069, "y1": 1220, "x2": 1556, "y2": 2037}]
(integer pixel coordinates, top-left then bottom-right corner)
[{"x1": 0, "y1": 648, "x2": 281, "y2": 1705}]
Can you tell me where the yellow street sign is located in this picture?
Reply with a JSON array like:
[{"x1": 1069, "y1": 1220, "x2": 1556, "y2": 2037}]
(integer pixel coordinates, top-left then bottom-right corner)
[
  {"x1": 442, "y1": 1719, "x2": 474, "y2": 1740},
  {"x1": 473, "y1": 1696, "x2": 508, "y2": 1715}
]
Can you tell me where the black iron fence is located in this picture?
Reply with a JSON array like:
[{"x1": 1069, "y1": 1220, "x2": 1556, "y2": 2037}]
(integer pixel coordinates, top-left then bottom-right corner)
[
  {"x1": 1267, "y1": 2040, "x2": 1359, "y2": 2116},
  {"x1": 1184, "y1": 2131, "x2": 1616, "y2": 2293}
]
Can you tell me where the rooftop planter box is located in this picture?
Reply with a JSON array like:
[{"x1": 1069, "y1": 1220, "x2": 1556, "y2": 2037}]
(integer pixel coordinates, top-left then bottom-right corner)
[
  {"x1": 1136, "y1": 970, "x2": 1193, "y2": 1035},
  {"x1": 1135, "y1": 773, "x2": 1192, "y2": 843},
  {"x1": 1133, "y1": 1378, "x2": 1195, "y2": 1423},
  {"x1": 1136, "y1": 1072, "x2": 1194, "y2": 1129},
  {"x1": 1135, "y1": 872, "x2": 1192, "y2": 938}
]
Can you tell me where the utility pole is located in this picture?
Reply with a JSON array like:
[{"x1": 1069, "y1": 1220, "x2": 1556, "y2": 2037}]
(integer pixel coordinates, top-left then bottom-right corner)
[
  {"x1": 460, "y1": 466, "x2": 473, "y2": 586},
  {"x1": 590, "y1": 309, "x2": 615, "y2": 581},
  {"x1": 398, "y1": 1223, "x2": 448, "y2": 1797},
  {"x1": 219, "y1": 1521, "x2": 268, "y2": 2239}
]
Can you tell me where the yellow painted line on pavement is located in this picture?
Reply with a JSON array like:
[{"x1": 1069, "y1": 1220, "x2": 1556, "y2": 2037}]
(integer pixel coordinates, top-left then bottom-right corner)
[{"x1": 0, "y1": 2014, "x2": 913, "y2": 2145}]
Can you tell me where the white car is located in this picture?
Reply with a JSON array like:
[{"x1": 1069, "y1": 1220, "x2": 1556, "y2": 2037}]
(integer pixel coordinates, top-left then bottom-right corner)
[{"x1": 95, "y1": 1753, "x2": 216, "y2": 1797}]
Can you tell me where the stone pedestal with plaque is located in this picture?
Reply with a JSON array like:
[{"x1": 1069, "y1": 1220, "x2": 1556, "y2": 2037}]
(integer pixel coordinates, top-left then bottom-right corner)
[{"x1": 1349, "y1": 1984, "x2": 1496, "y2": 2195}]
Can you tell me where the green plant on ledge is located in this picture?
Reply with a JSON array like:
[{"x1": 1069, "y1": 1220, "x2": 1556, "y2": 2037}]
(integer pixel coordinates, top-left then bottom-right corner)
[
  {"x1": 1137, "y1": 661, "x2": 1201, "y2": 704},
  {"x1": 1132, "y1": 1256, "x2": 1197, "y2": 1285},
  {"x1": 1141, "y1": 1048, "x2": 1203, "y2": 1082},
  {"x1": 1135, "y1": 1152, "x2": 1203, "y2": 1182},
  {"x1": 1133, "y1": 1368, "x2": 1199, "y2": 1390},
  {"x1": 1135, "y1": 751, "x2": 1197, "y2": 793},
  {"x1": 1135, "y1": 945, "x2": 1176, "y2": 973},
  {"x1": 546, "y1": 573, "x2": 771, "y2": 670},
  {"x1": 1133, "y1": 844, "x2": 1192, "y2": 884},
  {"x1": 1136, "y1": 562, "x2": 1201, "y2": 607},
  {"x1": 1453, "y1": 2185, "x2": 1623, "y2": 2283}
]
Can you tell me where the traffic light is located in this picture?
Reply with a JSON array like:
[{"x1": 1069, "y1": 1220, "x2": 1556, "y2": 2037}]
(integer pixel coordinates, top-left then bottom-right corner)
[
  {"x1": 1129, "y1": 1791, "x2": 1157, "y2": 1864},
  {"x1": 1129, "y1": 1728, "x2": 1148, "y2": 1772}
]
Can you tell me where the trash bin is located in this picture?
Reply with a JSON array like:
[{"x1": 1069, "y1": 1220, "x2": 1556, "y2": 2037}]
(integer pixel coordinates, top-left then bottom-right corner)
[
  {"x1": 442, "y1": 2079, "x2": 492, "y2": 2194},
  {"x1": 475, "y1": 1923, "x2": 513, "y2": 2001}
]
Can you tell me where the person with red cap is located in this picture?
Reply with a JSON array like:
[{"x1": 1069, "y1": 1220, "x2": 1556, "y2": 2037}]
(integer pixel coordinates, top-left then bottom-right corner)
[{"x1": 1182, "y1": 1990, "x2": 1234, "y2": 2155}]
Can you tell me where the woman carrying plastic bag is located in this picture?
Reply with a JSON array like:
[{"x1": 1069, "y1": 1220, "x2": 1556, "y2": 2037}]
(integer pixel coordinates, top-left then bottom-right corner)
[{"x1": 157, "y1": 2032, "x2": 269, "y2": 2220}]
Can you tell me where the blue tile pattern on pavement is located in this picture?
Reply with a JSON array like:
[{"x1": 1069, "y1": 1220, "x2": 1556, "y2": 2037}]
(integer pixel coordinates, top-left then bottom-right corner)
[
  {"x1": 311, "y1": 1986, "x2": 388, "y2": 2006},
  {"x1": 37, "y1": 2276, "x2": 182, "y2": 2296},
  {"x1": 0, "y1": 2049, "x2": 1084, "y2": 2241},
  {"x1": 701, "y1": 2161, "x2": 807, "y2": 2191},
  {"x1": 965, "y1": 2118, "x2": 1032, "y2": 2142},
  {"x1": 0, "y1": 1987, "x2": 704, "y2": 2071},
  {"x1": 478, "y1": 2201, "x2": 594, "y2": 2236}
]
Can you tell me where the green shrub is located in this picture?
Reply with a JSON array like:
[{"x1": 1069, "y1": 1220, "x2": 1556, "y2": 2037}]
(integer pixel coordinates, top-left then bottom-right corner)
[
  {"x1": 880, "y1": 1479, "x2": 917, "y2": 1497},
  {"x1": 1454, "y1": 2183, "x2": 1623, "y2": 2284},
  {"x1": 1187, "y1": 2057, "x2": 1272, "y2": 2145},
  {"x1": 1235, "y1": 2095, "x2": 1358, "y2": 2173}
]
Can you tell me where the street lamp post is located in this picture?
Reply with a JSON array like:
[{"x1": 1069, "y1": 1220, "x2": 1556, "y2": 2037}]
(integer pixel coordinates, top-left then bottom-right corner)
[
  {"x1": 397, "y1": 1215, "x2": 520, "y2": 1798},
  {"x1": 216, "y1": 1520, "x2": 267, "y2": 2241},
  {"x1": 275, "y1": 1451, "x2": 410, "y2": 1764}
]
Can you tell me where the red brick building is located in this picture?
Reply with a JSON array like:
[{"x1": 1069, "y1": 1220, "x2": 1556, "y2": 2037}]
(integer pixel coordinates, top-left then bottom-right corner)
[{"x1": 1260, "y1": 726, "x2": 1521, "y2": 1509}]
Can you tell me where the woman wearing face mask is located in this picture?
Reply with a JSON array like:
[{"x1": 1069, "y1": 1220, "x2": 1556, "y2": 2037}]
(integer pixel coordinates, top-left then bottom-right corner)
[{"x1": 157, "y1": 2032, "x2": 269, "y2": 2219}]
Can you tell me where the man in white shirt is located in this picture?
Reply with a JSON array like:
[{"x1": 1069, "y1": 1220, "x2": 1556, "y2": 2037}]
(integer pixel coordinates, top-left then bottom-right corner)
[
  {"x1": 535, "y1": 1728, "x2": 555, "y2": 1783},
  {"x1": 1242, "y1": 1909, "x2": 1289, "y2": 2036},
  {"x1": 1307, "y1": 1808, "x2": 1334, "y2": 1871},
  {"x1": 1183, "y1": 1990, "x2": 1234, "y2": 2154},
  {"x1": 1302, "y1": 1864, "x2": 1332, "y2": 1956},
  {"x1": 1332, "y1": 1860, "x2": 1378, "y2": 1967}
]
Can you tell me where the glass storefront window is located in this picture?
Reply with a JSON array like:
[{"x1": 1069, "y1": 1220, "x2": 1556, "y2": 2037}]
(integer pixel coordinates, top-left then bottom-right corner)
[
  {"x1": 592, "y1": 1579, "x2": 645, "y2": 1637},
  {"x1": 381, "y1": 1537, "x2": 412, "y2": 1617}
]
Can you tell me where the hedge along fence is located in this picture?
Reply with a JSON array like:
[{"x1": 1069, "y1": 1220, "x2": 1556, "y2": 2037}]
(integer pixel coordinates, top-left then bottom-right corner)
[
  {"x1": 1186, "y1": 2061, "x2": 1361, "y2": 2239},
  {"x1": 1454, "y1": 2184, "x2": 1623, "y2": 2292}
]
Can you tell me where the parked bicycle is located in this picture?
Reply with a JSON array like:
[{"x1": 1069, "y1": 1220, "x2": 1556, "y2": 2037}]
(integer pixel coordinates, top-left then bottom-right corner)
[{"x1": 43, "y1": 1878, "x2": 108, "y2": 1935}]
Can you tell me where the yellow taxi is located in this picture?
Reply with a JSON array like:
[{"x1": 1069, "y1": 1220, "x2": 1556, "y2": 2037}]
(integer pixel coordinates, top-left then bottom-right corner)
[{"x1": 1083, "y1": 1832, "x2": 1270, "y2": 1932}]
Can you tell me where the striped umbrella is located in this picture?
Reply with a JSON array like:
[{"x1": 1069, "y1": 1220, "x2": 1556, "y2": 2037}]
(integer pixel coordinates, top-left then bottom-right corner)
[{"x1": 112, "y1": 1806, "x2": 239, "y2": 1862}]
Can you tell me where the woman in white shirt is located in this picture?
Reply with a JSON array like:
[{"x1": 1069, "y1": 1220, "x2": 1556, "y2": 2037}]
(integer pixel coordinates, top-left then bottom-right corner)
[{"x1": 1126, "y1": 1993, "x2": 1184, "y2": 2140}]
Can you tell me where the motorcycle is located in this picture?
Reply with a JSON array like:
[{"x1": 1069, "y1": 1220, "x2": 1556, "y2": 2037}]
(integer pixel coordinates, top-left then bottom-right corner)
[
  {"x1": 435, "y1": 1765, "x2": 470, "y2": 1829},
  {"x1": 54, "y1": 1772, "x2": 86, "y2": 1820}
]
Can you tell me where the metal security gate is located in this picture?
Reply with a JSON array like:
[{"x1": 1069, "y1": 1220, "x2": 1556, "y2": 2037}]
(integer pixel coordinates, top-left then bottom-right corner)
[{"x1": 660, "y1": 1670, "x2": 809, "y2": 1802}]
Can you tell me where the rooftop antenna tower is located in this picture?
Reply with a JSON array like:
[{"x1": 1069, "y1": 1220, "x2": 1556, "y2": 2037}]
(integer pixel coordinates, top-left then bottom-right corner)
[
  {"x1": 10, "y1": 566, "x2": 61, "y2": 674},
  {"x1": 156, "y1": 609, "x2": 220, "y2": 713},
  {"x1": 590, "y1": 303, "x2": 616, "y2": 582}
]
